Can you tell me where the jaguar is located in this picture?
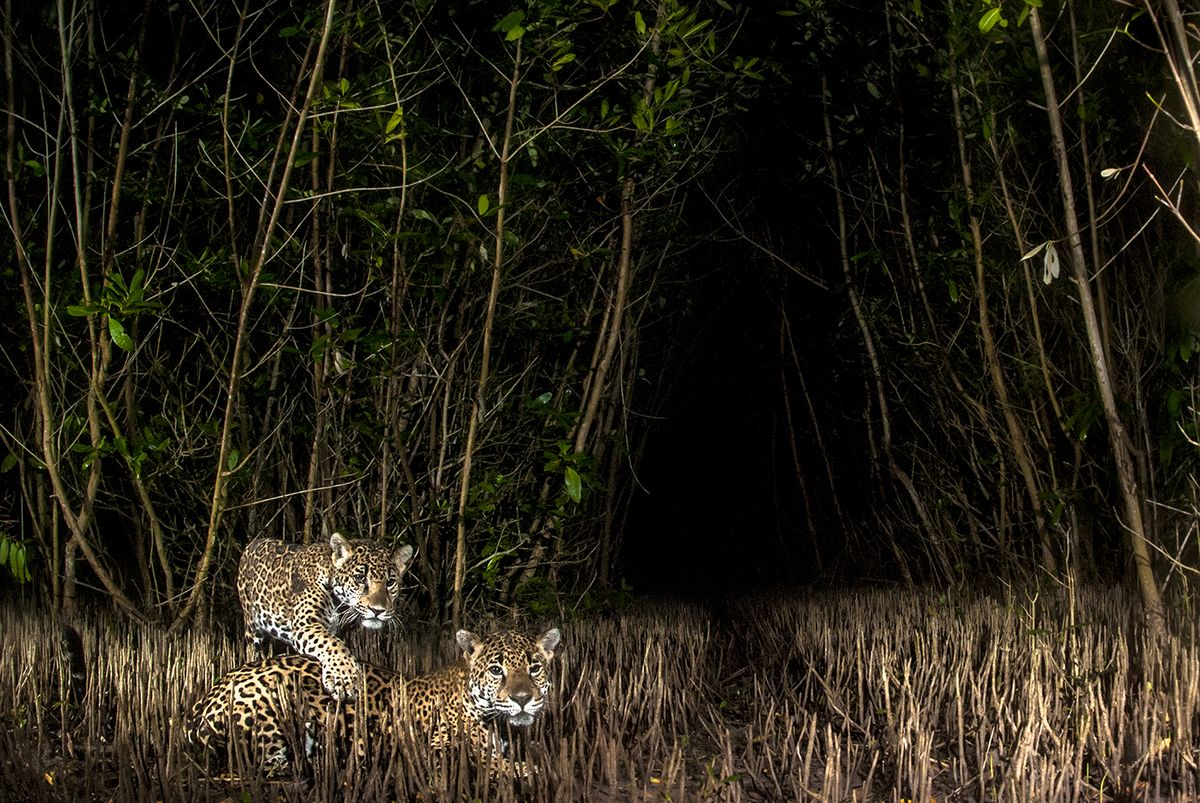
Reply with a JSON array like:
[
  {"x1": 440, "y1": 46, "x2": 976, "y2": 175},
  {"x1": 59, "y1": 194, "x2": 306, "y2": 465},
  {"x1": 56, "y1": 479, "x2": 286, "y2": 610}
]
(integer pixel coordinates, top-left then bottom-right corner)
[
  {"x1": 186, "y1": 628, "x2": 561, "y2": 777},
  {"x1": 236, "y1": 532, "x2": 414, "y2": 698}
]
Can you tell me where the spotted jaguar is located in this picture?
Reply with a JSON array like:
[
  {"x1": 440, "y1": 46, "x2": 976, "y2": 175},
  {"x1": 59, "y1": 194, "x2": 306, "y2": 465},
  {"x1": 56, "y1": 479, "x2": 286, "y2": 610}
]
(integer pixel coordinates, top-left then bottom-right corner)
[
  {"x1": 185, "y1": 628, "x2": 561, "y2": 777},
  {"x1": 236, "y1": 532, "x2": 414, "y2": 698}
]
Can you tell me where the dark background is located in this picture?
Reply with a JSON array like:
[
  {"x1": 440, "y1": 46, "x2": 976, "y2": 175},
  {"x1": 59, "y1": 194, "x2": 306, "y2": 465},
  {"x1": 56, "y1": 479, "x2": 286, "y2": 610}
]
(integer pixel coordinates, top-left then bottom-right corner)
[{"x1": 0, "y1": 0, "x2": 1195, "y2": 622}]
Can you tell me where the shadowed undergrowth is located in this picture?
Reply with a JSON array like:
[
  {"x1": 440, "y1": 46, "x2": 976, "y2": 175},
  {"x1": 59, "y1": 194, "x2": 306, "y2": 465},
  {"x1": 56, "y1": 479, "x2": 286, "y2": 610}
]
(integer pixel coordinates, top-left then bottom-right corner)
[{"x1": 1, "y1": 586, "x2": 1197, "y2": 801}]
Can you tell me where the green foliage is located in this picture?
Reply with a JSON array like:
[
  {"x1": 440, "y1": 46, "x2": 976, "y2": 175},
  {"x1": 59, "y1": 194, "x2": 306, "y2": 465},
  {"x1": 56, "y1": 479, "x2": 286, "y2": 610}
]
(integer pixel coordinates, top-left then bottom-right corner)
[
  {"x1": 494, "y1": 10, "x2": 526, "y2": 41},
  {"x1": 513, "y1": 575, "x2": 559, "y2": 617},
  {"x1": 0, "y1": 535, "x2": 32, "y2": 584},
  {"x1": 480, "y1": 533, "x2": 516, "y2": 590},
  {"x1": 543, "y1": 440, "x2": 593, "y2": 507},
  {"x1": 977, "y1": 0, "x2": 1042, "y2": 36},
  {"x1": 1156, "y1": 339, "x2": 1199, "y2": 467},
  {"x1": 66, "y1": 268, "x2": 160, "y2": 352}
]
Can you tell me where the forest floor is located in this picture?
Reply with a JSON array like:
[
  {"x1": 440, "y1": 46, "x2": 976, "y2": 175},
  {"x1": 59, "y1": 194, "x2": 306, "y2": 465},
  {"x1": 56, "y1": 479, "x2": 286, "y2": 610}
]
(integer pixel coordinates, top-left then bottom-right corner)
[{"x1": 0, "y1": 584, "x2": 1197, "y2": 801}]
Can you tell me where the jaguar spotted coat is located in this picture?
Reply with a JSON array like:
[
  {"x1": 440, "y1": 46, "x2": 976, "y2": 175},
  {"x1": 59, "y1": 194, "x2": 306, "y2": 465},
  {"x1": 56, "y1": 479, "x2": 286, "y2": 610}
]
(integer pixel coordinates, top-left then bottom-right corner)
[
  {"x1": 236, "y1": 532, "x2": 413, "y2": 698},
  {"x1": 185, "y1": 628, "x2": 561, "y2": 777}
]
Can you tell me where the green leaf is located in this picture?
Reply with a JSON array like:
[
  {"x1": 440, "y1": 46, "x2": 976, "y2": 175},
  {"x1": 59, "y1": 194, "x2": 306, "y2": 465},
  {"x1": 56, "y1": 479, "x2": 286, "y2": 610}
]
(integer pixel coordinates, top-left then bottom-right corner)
[
  {"x1": 66, "y1": 305, "x2": 93, "y2": 317},
  {"x1": 12, "y1": 545, "x2": 29, "y2": 583},
  {"x1": 494, "y1": 10, "x2": 525, "y2": 34},
  {"x1": 127, "y1": 268, "x2": 146, "y2": 305},
  {"x1": 564, "y1": 466, "x2": 581, "y2": 503},
  {"x1": 0, "y1": 536, "x2": 30, "y2": 583},
  {"x1": 477, "y1": 194, "x2": 490, "y2": 215},
  {"x1": 1167, "y1": 388, "x2": 1184, "y2": 418},
  {"x1": 635, "y1": 11, "x2": 646, "y2": 35},
  {"x1": 506, "y1": 24, "x2": 525, "y2": 41},
  {"x1": 978, "y1": 8, "x2": 1003, "y2": 33},
  {"x1": 108, "y1": 317, "x2": 133, "y2": 351},
  {"x1": 385, "y1": 106, "x2": 404, "y2": 135},
  {"x1": 0, "y1": 453, "x2": 16, "y2": 472},
  {"x1": 227, "y1": 449, "x2": 240, "y2": 472}
]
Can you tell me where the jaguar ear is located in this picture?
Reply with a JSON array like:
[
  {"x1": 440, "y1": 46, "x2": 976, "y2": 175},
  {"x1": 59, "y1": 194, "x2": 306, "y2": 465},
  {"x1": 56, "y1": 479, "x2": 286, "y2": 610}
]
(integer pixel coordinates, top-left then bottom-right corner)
[
  {"x1": 537, "y1": 627, "x2": 561, "y2": 659},
  {"x1": 393, "y1": 544, "x2": 414, "y2": 574},
  {"x1": 456, "y1": 629, "x2": 481, "y2": 659},
  {"x1": 330, "y1": 532, "x2": 354, "y2": 568}
]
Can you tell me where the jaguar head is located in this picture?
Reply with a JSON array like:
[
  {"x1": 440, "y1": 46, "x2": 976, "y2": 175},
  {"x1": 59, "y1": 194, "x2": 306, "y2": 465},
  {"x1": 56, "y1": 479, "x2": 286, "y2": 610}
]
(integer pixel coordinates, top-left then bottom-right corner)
[
  {"x1": 458, "y1": 628, "x2": 561, "y2": 727},
  {"x1": 329, "y1": 532, "x2": 414, "y2": 629}
]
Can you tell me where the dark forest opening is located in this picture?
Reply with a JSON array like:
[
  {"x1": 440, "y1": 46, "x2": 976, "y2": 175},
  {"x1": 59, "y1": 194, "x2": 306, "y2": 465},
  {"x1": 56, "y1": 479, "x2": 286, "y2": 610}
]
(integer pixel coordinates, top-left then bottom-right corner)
[{"x1": 620, "y1": 272, "x2": 802, "y2": 595}]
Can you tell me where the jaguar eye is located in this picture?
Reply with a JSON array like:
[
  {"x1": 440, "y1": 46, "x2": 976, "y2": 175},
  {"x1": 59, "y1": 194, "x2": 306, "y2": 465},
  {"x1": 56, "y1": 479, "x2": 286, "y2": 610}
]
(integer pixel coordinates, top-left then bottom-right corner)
[
  {"x1": 488, "y1": 664, "x2": 504, "y2": 677},
  {"x1": 529, "y1": 662, "x2": 543, "y2": 674}
]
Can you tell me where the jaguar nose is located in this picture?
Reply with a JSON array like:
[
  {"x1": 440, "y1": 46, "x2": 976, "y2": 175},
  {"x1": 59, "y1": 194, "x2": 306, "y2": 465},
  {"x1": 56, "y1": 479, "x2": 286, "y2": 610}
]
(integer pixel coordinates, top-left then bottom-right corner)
[
  {"x1": 360, "y1": 605, "x2": 389, "y2": 628},
  {"x1": 510, "y1": 688, "x2": 532, "y2": 708}
]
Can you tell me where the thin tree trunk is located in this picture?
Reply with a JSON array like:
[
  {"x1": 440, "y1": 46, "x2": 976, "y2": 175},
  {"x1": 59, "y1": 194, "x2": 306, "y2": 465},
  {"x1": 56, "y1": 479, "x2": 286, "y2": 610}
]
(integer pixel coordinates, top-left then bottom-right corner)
[
  {"x1": 304, "y1": 124, "x2": 330, "y2": 543},
  {"x1": 778, "y1": 312, "x2": 820, "y2": 573},
  {"x1": 574, "y1": 179, "x2": 634, "y2": 455},
  {"x1": 3, "y1": 0, "x2": 147, "y2": 620},
  {"x1": 170, "y1": 0, "x2": 340, "y2": 633},
  {"x1": 1154, "y1": 0, "x2": 1200, "y2": 166},
  {"x1": 1029, "y1": 7, "x2": 1164, "y2": 631},
  {"x1": 822, "y1": 75, "x2": 934, "y2": 584},
  {"x1": 381, "y1": 115, "x2": 413, "y2": 541},
  {"x1": 990, "y1": 137, "x2": 1065, "y2": 429},
  {"x1": 452, "y1": 39, "x2": 522, "y2": 629},
  {"x1": 781, "y1": 303, "x2": 846, "y2": 539},
  {"x1": 947, "y1": 59, "x2": 1053, "y2": 574}
]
